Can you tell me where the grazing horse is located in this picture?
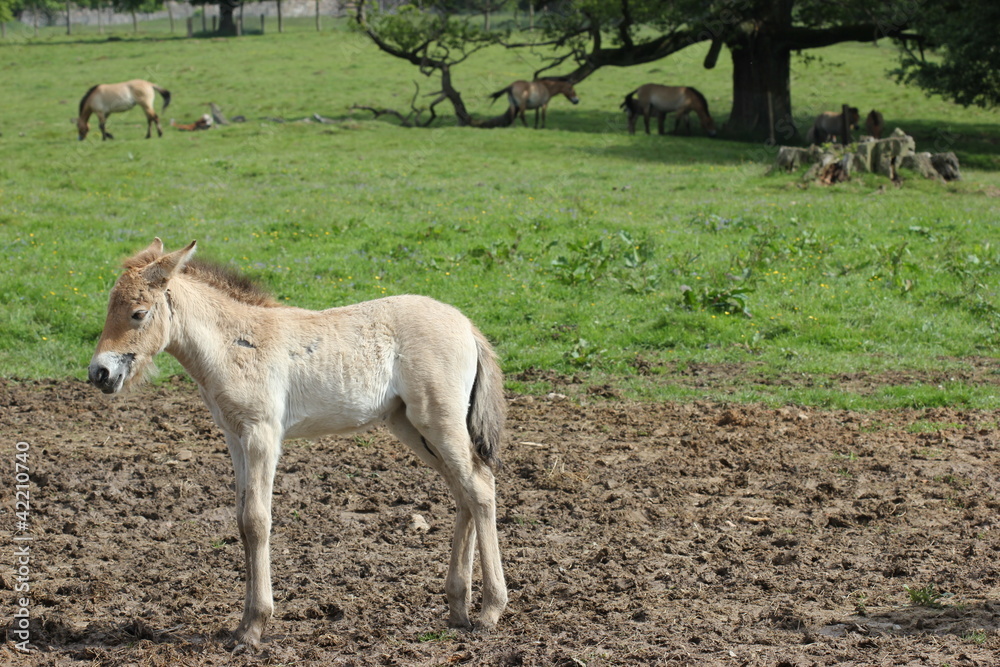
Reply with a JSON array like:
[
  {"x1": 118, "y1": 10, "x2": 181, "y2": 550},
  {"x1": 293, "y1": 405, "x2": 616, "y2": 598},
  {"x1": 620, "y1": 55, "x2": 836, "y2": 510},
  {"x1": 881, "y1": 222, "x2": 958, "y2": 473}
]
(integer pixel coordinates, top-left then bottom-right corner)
[
  {"x1": 620, "y1": 84, "x2": 717, "y2": 137},
  {"x1": 489, "y1": 78, "x2": 580, "y2": 129},
  {"x1": 865, "y1": 109, "x2": 885, "y2": 139},
  {"x1": 805, "y1": 107, "x2": 860, "y2": 145},
  {"x1": 88, "y1": 239, "x2": 508, "y2": 649},
  {"x1": 77, "y1": 79, "x2": 171, "y2": 141}
]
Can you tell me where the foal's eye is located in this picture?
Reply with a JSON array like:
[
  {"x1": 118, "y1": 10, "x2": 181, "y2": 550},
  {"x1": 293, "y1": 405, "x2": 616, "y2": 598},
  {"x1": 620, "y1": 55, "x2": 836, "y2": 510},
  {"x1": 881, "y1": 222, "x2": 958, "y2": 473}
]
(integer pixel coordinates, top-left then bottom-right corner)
[{"x1": 132, "y1": 309, "x2": 148, "y2": 321}]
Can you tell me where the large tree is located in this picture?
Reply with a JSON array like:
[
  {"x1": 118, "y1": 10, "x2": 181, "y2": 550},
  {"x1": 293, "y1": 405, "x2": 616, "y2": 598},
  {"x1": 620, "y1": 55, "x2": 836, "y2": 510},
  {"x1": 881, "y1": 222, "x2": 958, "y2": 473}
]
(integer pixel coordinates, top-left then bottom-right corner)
[
  {"x1": 533, "y1": 0, "x2": 918, "y2": 140},
  {"x1": 359, "y1": 1, "x2": 925, "y2": 139}
]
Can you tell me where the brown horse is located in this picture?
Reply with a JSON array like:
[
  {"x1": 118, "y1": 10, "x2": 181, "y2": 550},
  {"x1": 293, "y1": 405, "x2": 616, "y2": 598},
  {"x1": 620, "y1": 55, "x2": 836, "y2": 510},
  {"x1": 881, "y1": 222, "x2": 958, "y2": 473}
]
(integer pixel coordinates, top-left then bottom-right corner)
[
  {"x1": 865, "y1": 109, "x2": 885, "y2": 139},
  {"x1": 620, "y1": 84, "x2": 717, "y2": 137},
  {"x1": 805, "y1": 108, "x2": 859, "y2": 145},
  {"x1": 77, "y1": 79, "x2": 171, "y2": 141},
  {"x1": 489, "y1": 78, "x2": 579, "y2": 129},
  {"x1": 88, "y1": 239, "x2": 508, "y2": 649}
]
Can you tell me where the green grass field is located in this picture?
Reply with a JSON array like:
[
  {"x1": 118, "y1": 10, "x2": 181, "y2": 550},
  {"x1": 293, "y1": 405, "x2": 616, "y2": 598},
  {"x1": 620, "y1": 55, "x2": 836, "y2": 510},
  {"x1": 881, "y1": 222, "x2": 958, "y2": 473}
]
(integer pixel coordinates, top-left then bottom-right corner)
[{"x1": 1, "y1": 19, "x2": 998, "y2": 408}]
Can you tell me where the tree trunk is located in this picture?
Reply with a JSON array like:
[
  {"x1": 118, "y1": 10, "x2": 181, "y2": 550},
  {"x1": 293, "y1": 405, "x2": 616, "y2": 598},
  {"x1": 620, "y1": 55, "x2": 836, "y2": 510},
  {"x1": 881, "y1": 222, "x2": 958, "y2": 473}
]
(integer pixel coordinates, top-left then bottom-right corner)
[
  {"x1": 168, "y1": 2, "x2": 174, "y2": 33},
  {"x1": 219, "y1": 0, "x2": 238, "y2": 35},
  {"x1": 315, "y1": 0, "x2": 320, "y2": 31},
  {"x1": 726, "y1": 30, "x2": 796, "y2": 141},
  {"x1": 66, "y1": 2, "x2": 71, "y2": 35},
  {"x1": 131, "y1": 9, "x2": 137, "y2": 33},
  {"x1": 439, "y1": 65, "x2": 473, "y2": 127},
  {"x1": 277, "y1": 0, "x2": 282, "y2": 33}
]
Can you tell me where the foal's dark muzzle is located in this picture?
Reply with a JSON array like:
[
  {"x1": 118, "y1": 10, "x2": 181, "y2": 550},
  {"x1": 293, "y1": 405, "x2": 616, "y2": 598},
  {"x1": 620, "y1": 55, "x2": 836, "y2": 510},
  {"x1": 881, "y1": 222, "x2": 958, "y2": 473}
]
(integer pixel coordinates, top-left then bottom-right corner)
[
  {"x1": 88, "y1": 352, "x2": 134, "y2": 394},
  {"x1": 88, "y1": 364, "x2": 119, "y2": 394}
]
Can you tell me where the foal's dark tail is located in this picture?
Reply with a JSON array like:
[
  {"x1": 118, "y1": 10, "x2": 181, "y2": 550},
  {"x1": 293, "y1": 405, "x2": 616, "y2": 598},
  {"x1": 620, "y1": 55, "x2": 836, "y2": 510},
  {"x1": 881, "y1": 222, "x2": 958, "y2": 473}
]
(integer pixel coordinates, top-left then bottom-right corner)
[
  {"x1": 467, "y1": 328, "x2": 506, "y2": 472},
  {"x1": 154, "y1": 85, "x2": 172, "y2": 112}
]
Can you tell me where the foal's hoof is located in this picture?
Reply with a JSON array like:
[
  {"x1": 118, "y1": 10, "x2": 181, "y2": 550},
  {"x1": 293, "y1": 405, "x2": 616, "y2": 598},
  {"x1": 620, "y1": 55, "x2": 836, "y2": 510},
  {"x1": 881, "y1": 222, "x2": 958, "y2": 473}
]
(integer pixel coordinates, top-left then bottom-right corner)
[
  {"x1": 228, "y1": 638, "x2": 261, "y2": 656},
  {"x1": 226, "y1": 629, "x2": 262, "y2": 654},
  {"x1": 472, "y1": 620, "x2": 498, "y2": 635}
]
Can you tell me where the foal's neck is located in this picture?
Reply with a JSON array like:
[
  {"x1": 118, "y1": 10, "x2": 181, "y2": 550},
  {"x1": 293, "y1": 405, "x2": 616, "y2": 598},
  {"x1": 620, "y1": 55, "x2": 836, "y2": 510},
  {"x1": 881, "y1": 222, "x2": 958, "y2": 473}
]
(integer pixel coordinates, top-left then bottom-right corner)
[{"x1": 164, "y1": 276, "x2": 261, "y2": 388}]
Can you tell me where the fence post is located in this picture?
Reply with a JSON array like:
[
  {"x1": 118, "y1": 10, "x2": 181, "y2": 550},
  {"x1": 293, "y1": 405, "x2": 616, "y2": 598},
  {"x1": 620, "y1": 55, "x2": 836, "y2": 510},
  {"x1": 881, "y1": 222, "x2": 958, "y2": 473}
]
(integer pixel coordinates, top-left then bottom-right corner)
[
  {"x1": 211, "y1": 15, "x2": 216, "y2": 32},
  {"x1": 841, "y1": 104, "x2": 851, "y2": 145},
  {"x1": 186, "y1": 16, "x2": 193, "y2": 37},
  {"x1": 260, "y1": 14, "x2": 265, "y2": 34},
  {"x1": 201, "y1": 10, "x2": 206, "y2": 33},
  {"x1": 315, "y1": 0, "x2": 320, "y2": 31}
]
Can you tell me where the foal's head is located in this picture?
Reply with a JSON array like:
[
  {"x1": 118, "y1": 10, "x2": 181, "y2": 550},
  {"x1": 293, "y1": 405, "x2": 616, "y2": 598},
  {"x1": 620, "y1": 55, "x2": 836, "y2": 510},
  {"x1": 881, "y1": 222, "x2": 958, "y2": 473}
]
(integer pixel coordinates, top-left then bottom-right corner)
[{"x1": 88, "y1": 238, "x2": 196, "y2": 394}]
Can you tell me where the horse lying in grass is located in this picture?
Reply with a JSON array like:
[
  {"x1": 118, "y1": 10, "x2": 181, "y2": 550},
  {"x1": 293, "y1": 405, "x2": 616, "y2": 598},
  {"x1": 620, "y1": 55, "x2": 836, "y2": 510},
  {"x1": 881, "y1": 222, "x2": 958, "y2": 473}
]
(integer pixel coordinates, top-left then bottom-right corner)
[
  {"x1": 805, "y1": 107, "x2": 859, "y2": 144},
  {"x1": 88, "y1": 239, "x2": 508, "y2": 649},
  {"x1": 620, "y1": 84, "x2": 717, "y2": 137},
  {"x1": 77, "y1": 79, "x2": 171, "y2": 141},
  {"x1": 489, "y1": 78, "x2": 580, "y2": 129}
]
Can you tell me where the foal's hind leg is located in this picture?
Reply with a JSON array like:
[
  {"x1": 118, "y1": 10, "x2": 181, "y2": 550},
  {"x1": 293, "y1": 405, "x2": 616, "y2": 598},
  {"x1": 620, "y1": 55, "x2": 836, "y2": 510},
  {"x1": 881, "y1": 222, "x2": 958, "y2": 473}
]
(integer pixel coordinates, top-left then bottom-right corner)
[
  {"x1": 388, "y1": 405, "x2": 507, "y2": 630},
  {"x1": 388, "y1": 408, "x2": 476, "y2": 627}
]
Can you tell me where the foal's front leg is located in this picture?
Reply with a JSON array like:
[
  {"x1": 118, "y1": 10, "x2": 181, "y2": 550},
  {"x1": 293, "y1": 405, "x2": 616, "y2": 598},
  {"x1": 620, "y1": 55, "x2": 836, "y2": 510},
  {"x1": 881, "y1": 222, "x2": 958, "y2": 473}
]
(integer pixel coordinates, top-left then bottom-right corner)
[{"x1": 230, "y1": 423, "x2": 281, "y2": 649}]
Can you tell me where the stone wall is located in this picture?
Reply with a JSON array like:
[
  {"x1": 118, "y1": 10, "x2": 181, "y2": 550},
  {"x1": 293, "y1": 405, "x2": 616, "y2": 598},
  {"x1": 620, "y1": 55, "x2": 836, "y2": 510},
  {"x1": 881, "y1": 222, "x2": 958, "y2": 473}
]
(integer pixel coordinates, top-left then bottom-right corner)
[{"x1": 773, "y1": 128, "x2": 961, "y2": 183}]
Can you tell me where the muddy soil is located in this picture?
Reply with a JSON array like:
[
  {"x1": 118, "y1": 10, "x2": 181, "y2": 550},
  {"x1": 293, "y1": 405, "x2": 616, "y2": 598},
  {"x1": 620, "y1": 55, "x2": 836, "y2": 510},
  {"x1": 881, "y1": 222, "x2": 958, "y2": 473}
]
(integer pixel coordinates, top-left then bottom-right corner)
[{"x1": 2, "y1": 376, "x2": 1000, "y2": 666}]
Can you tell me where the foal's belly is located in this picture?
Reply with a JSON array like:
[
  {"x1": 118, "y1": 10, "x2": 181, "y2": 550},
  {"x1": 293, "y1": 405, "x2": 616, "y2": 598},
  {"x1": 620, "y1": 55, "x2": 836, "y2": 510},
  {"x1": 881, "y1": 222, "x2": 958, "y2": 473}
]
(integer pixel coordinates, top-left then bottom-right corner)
[{"x1": 283, "y1": 393, "x2": 401, "y2": 441}]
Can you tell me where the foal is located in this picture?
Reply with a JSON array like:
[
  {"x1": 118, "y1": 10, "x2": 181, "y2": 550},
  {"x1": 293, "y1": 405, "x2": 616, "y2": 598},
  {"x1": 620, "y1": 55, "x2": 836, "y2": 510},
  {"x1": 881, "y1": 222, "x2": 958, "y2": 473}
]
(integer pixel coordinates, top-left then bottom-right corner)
[{"x1": 88, "y1": 239, "x2": 508, "y2": 648}]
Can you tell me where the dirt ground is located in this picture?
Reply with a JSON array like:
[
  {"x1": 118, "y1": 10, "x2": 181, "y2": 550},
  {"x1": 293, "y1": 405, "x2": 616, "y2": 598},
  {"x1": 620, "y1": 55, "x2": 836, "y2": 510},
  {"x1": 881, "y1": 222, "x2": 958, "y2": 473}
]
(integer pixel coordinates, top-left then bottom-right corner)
[{"x1": 3, "y1": 372, "x2": 1000, "y2": 666}]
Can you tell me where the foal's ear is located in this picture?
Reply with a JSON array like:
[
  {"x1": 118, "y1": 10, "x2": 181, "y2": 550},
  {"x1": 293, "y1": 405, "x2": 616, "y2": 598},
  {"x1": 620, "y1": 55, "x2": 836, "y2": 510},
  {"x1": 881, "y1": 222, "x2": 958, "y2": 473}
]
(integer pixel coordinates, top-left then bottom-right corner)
[
  {"x1": 141, "y1": 240, "x2": 197, "y2": 286},
  {"x1": 144, "y1": 237, "x2": 165, "y2": 256}
]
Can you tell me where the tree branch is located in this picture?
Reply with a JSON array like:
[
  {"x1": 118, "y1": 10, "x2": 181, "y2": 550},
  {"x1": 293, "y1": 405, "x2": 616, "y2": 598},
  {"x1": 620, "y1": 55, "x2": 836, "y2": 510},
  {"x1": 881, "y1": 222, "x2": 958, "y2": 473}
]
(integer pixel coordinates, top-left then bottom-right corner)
[
  {"x1": 564, "y1": 26, "x2": 707, "y2": 82},
  {"x1": 781, "y1": 21, "x2": 910, "y2": 51}
]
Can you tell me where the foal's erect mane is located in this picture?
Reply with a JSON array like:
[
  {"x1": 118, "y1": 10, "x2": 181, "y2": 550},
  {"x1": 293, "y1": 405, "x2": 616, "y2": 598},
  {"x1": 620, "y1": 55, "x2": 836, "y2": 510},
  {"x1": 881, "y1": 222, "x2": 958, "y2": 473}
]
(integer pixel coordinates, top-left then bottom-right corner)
[
  {"x1": 123, "y1": 250, "x2": 278, "y2": 307},
  {"x1": 79, "y1": 84, "x2": 100, "y2": 115},
  {"x1": 183, "y1": 260, "x2": 279, "y2": 307}
]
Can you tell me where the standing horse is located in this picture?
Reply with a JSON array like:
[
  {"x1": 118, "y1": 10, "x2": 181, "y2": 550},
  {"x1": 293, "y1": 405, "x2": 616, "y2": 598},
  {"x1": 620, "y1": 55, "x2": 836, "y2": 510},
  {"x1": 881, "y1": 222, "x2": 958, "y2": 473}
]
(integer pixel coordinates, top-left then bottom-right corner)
[
  {"x1": 77, "y1": 79, "x2": 171, "y2": 141},
  {"x1": 805, "y1": 107, "x2": 860, "y2": 145},
  {"x1": 620, "y1": 84, "x2": 717, "y2": 137},
  {"x1": 865, "y1": 109, "x2": 885, "y2": 139},
  {"x1": 88, "y1": 239, "x2": 508, "y2": 649},
  {"x1": 489, "y1": 78, "x2": 580, "y2": 129}
]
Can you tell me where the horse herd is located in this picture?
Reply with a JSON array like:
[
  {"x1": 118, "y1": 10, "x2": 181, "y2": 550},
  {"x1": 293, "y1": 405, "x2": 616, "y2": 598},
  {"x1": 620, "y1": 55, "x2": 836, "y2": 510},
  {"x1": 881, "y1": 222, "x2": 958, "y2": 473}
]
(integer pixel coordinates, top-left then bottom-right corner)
[
  {"x1": 75, "y1": 77, "x2": 720, "y2": 140},
  {"x1": 77, "y1": 77, "x2": 885, "y2": 145}
]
